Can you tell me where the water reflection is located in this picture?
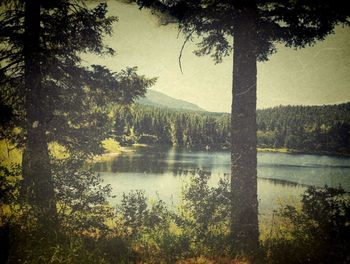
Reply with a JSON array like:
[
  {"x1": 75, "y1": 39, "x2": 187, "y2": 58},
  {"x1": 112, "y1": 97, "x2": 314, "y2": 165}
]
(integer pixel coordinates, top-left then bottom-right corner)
[
  {"x1": 94, "y1": 146, "x2": 350, "y2": 225},
  {"x1": 94, "y1": 145, "x2": 350, "y2": 217},
  {"x1": 259, "y1": 177, "x2": 308, "y2": 188},
  {"x1": 95, "y1": 146, "x2": 350, "y2": 191},
  {"x1": 95, "y1": 147, "x2": 227, "y2": 175}
]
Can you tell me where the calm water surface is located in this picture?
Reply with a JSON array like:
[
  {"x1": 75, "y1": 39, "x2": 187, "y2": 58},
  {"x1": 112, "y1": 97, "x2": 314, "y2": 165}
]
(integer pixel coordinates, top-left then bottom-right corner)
[{"x1": 95, "y1": 146, "x2": 350, "y2": 216}]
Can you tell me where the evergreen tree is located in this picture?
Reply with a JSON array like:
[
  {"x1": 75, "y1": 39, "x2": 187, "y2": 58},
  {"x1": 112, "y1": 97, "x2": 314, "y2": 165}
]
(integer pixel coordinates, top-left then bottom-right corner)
[
  {"x1": 0, "y1": 0, "x2": 155, "y2": 226},
  {"x1": 131, "y1": 0, "x2": 350, "y2": 253}
]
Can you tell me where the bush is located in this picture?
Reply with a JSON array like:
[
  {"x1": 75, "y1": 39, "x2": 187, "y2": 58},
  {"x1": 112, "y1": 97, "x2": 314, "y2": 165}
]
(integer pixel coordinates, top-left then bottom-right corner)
[
  {"x1": 101, "y1": 139, "x2": 121, "y2": 154},
  {"x1": 116, "y1": 190, "x2": 185, "y2": 263},
  {"x1": 52, "y1": 158, "x2": 115, "y2": 235},
  {"x1": 7, "y1": 228, "x2": 131, "y2": 264},
  {"x1": 177, "y1": 171, "x2": 231, "y2": 256},
  {"x1": 1, "y1": 159, "x2": 129, "y2": 263},
  {"x1": 114, "y1": 171, "x2": 232, "y2": 263},
  {"x1": 265, "y1": 186, "x2": 350, "y2": 264}
]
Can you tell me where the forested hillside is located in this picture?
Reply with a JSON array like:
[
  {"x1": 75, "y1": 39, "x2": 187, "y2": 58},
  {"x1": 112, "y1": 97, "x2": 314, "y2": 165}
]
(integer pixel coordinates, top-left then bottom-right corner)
[
  {"x1": 114, "y1": 103, "x2": 350, "y2": 154},
  {"x1": 257, "y1": 104, "x2": 350, "y2": 153},
  {"x1": 137, "y1": 89, "x2": 205, "y2": 111}
]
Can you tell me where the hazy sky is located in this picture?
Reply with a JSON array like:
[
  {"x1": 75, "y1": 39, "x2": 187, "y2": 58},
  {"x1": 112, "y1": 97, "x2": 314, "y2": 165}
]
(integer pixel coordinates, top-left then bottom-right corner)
[{"x1": 83, "y1": 1, "x2": 350, "y2": 112}]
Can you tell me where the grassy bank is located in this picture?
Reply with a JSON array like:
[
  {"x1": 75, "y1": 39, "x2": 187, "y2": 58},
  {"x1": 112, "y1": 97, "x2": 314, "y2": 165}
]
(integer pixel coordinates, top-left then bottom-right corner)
[
  {"x1": 258, "y1": 147, "x2": 350, "y2": 157},
  {"x1": 0, "y1": 138, "x2": 124, "y2": 165}
]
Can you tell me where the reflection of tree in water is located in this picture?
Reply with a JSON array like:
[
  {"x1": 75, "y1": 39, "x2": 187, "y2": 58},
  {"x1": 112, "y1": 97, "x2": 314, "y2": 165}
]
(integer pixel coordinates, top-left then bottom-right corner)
[
  {"x1": 259, "y1": 177, "x2": 308, "y2": 188},
  {"x1": 94, "y1": 149, "x2": 350, "y2": 192},
  {"x1": 172, "y1": 168, "x2": 212, "y2": 177},
  {"x1": 94, "y1": 146, "x2": 217, "y2": 175},
  {"x1": 109, "y1": 153, "x2": 167, "y2": 173}
]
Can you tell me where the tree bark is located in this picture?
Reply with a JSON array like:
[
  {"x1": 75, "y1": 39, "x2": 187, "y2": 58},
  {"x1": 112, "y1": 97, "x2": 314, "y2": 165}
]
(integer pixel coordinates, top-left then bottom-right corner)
[
  {"x1": 230, "y1": 5, "x2": 259, "y2": 254},
  {"x1": 22, "y1": 0, "x2": 57, "y2": 225}
]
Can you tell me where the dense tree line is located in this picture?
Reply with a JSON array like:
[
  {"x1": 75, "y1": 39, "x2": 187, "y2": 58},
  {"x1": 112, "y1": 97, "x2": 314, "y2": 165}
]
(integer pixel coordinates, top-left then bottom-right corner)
[
  {"x1": 257, "y1": 103, "x2": 350, "y2": 154},
  {"x1": 114, "y1": 105, "x2": 230, "y2": 149},
  {"x1": 114, "y1": 103, "x2": 350, "y2": 154}
]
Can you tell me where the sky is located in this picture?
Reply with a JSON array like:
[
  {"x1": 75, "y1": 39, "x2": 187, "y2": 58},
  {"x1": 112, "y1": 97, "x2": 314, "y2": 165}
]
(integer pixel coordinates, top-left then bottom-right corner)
[{"x1": 83, "y1": 1, "x2": 350, "y2": 113}]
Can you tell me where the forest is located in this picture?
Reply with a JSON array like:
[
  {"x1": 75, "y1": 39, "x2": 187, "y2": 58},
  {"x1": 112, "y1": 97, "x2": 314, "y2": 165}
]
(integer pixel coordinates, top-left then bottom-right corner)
[{"x1": 114, "y1": 103, "x2": 350, "y2": 154}]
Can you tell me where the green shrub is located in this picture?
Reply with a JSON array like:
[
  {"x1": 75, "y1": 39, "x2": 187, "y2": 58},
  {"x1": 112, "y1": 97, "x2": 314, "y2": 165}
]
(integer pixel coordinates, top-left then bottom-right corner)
[
  {"x1": 114, "y1": 171, "x2": 232, "y2": 262},
  {"x1": 116, "y1": 190, "x2": 186, "y2": 263},
  {"x1": 2, "y1": 159, "x2": 130, "y2": 263},
  {"x1": 52, "y1": 158, "x2": 115, "y2": 235},
  {"x1": 7, "y1": 228, "x2": 131, "y2": 264},
  {"x1": 265, "y1": 186, "x2": 350, "y2": 264},
  {"x1": 177, "y1": 171, "x2": 231, "y2": 256}
]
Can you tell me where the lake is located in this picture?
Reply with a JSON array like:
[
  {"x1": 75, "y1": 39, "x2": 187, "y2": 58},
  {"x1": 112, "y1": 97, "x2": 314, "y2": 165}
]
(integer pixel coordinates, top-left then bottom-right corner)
[{"x1": 94, "y1": 146, "x2": 350, "y2": 218}]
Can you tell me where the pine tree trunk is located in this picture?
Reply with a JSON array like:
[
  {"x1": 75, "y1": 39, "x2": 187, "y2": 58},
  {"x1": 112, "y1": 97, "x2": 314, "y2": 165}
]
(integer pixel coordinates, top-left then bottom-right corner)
[
  {"x1": 22, "y1": 0, "x2": 57, "y2": 225},
  {"x1": 230, "y1": 5, "x2": 259, "y2": 254}
]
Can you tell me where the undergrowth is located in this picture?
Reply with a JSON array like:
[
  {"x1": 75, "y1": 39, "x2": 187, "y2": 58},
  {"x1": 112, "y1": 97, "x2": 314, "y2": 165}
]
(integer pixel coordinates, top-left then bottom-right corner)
[{"x1": 1, "y1": 165, "x2": 349, "y2": 264}]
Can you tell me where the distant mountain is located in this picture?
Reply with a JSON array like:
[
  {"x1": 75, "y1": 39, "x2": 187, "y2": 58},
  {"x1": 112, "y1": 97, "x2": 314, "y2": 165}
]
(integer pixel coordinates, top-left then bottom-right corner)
[{"x1": 137, "y1": 90, "x2": 206, "y2": 112}]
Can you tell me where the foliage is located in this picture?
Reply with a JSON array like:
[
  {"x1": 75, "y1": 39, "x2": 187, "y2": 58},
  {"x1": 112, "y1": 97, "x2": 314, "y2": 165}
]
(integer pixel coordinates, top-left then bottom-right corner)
[
  {"x1": 113, "y1": 175, "x2": 350, "y2": 263},
  {"x1": 7, "y1": 228, "x2": 131, "y2": 264},
  {"x1": 0, "y1": 158, "x2": 129, "y2": 263},
  {"x1": 0, "y1": 139, "x2": 22, "y2": 165},
  {"x1": 113, "y1": 103, "x2": 350, "y2": 154},
  {"x1": 177, "y1": 171, "x2": 231, "y2": 256},
  {"x1": 265, "y1": 186, "x2": 350, "y2": 264},
  {"x1": 113, "y1": 171, "x2": 232, "y2": 263},
  {"x1": 132, "y1": 0, "x2": 350, "y2": 253},
  {"x1": 0, "y1": 0, "x2": 156, "y2": 236},
  {"x1": 2, "y1": 1, "x2": 112, "y2": 148},
  {"x1": 1, "y1": 0, "x2": 156, "y2": 261},
  {"x1": 2, "y1": 164, "x2": 350, "y2": 263},
  {"x1": 257, "y1": 104, "x2": 350, "y2": 153},
  {"x1": 0, "y1": 165, "x2": 22, "y2": 225},
  {"x1": 101, "y1": 138, "x2": 121, "y2": 154},
  {"x1": 114, "y1": 104, "x2": 230, "y2": 148},
  {"x1": 52, "y1": 158, "x2": 115, "y2": 235},
  {"x1": 134, "y1": 0, "x2": 350, "y2": 63},
  {"x1": 116, "y1": 190, "x2": 180, "y2": 262}
]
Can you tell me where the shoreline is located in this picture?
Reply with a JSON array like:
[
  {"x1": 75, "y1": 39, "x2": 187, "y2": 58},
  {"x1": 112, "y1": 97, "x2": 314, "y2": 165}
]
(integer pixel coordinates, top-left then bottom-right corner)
[
  {"x1": 257, "y1": 147, "x2": 350, "y2": 157},
  {"x1": 92, "y1": 143, "x2": 152, "y2": 162},
  {"x1": 92, "y1": 144, "x2": 349, "y2": 162}
]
